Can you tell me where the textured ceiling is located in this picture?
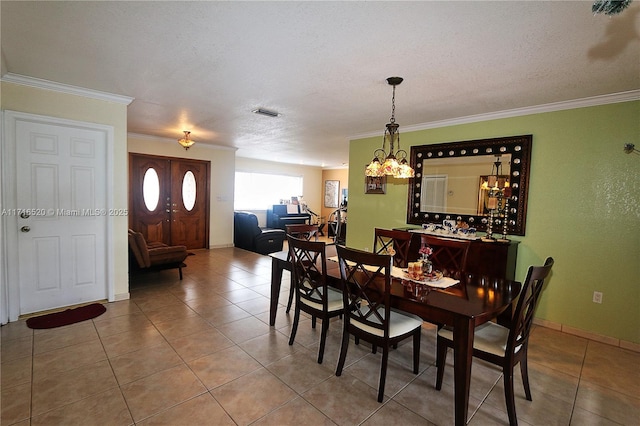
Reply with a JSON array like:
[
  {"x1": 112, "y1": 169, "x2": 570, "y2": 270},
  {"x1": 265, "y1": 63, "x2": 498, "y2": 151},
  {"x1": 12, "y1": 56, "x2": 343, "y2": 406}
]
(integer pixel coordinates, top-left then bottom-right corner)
[{"x1": 2, "y1": 1, "x2": 639, "y2": 168}]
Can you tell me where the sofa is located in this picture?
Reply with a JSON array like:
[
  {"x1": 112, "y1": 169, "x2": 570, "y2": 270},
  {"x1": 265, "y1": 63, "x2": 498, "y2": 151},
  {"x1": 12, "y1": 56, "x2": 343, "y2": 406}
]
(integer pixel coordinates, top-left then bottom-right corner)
[
  {"x1": 234, "y1": 211, "x2": 286, "y2": 255},
  {"x1": 128, "y1": 229, "x2": 189, "y2": 279}
]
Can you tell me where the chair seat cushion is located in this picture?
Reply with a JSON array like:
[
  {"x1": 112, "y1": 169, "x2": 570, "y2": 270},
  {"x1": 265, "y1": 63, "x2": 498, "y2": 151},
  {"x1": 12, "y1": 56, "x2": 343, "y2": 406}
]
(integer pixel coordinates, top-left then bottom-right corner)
[
  {"x1": 438, "y1": 321, "x2": 520, "y2": 357},
  {"x1": 300, "y1": 287, "x2": 343, "y2": 312},
  {"x1": 352, "y1": 307, "x2": 422, "y2": 338}
]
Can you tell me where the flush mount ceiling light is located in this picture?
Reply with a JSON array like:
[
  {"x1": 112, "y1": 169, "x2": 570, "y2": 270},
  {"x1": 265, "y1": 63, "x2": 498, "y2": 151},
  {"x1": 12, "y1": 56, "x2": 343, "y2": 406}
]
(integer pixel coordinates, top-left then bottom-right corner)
[
  {"x1": 178, "y1": 130, "x2": 195, "y2": 150},
  {"x1": 252, "y1": 108, "x2": 280, "y2": 118},
  {"x1": 365, "y1": 77, "x2": 415, "y2": 179}
]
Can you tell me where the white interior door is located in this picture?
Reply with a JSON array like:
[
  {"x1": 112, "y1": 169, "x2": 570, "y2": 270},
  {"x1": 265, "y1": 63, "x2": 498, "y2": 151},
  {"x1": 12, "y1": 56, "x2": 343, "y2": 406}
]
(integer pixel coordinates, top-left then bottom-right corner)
[{"x1": 13, "y1": 116, "x2": 108, "y2": 314}]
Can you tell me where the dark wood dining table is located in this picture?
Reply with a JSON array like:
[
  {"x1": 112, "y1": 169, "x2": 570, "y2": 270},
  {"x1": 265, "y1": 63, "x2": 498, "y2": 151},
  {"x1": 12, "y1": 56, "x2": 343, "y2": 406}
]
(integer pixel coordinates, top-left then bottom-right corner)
[{"x1": 268, "y1": 248, "x2": 521, "y2": 426}]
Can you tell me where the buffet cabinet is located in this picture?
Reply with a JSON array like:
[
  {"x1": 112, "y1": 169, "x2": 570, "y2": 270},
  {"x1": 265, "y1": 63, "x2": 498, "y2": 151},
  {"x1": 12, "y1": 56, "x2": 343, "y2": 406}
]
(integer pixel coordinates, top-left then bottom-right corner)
[{"x1": 398, "y1": 230, "x2": 519, "y2": 281}]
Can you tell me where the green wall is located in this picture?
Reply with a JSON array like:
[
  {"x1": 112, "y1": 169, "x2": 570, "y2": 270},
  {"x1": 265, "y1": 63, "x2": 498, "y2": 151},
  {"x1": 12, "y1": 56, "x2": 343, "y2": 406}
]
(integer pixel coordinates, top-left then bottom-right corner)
[{"x1": 347, "y1": 101, "x2": 640, "y2": 344}]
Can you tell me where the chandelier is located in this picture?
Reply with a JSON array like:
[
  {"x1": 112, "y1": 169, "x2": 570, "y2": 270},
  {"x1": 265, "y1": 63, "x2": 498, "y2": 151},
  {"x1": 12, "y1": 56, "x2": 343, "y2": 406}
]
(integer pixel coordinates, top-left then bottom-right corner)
[
  {"x1": 365, "y1": 77, "x2": 414, "y2": 179},
  {"x1": 178, "y1": 130, "x2": 195, "y2": 150}
]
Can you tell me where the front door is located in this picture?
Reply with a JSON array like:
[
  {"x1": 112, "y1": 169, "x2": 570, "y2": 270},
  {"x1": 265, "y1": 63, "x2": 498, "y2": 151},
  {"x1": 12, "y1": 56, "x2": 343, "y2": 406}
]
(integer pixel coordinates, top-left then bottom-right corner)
[
  {"x1": 11, "y1": 113, "x2": 109, "y2": 314},
  {"x1": 129, "y1": 154, "x2": 209, "y2": 249}
]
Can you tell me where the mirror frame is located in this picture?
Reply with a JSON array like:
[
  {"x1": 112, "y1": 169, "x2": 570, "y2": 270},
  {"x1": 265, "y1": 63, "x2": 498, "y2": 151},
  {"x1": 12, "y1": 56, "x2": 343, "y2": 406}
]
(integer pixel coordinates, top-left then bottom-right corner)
[{"x1": 407, "y1": 134, "x2": 532, "y2": 236}]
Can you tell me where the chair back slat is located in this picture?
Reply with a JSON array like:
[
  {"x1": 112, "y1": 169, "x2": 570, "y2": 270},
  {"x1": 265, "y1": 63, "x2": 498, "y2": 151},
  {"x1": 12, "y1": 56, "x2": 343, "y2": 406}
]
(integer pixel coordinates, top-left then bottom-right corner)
[
  {"x1": 373, "y1": 228, "x2": 413, "y2": 268},
  {"x1": 286, "y1": 224, "x2": 319, "y2": 241},
  {"x1": 337, "y1": 245, "x2": 392, "y2": 337},
  {"x1": 287, "y1": 235, "x2": 328, "y2": 310},
  {"x1": 508, "y1": 257, "x2": 554, "y2": 353},
  {"x1": 419, "y1": 235, "x2": 470, "y2": 279}
]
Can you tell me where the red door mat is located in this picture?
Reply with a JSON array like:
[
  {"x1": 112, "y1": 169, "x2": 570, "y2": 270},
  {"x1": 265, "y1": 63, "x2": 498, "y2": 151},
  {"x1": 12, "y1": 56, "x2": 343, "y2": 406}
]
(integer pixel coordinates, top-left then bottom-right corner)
[{"x1": 26, "y1": 303, "x2": 107, "y2": 329}]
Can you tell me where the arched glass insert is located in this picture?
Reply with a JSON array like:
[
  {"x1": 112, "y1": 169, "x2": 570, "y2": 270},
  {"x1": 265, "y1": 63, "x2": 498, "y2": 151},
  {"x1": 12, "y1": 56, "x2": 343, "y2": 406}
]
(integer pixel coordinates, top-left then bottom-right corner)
[
  {"x1": 182, "y1": 170, "x2": 197, "y2": 211},
  {"x1": 142, "y1": 168, "x2": 160, "y2": 211}
]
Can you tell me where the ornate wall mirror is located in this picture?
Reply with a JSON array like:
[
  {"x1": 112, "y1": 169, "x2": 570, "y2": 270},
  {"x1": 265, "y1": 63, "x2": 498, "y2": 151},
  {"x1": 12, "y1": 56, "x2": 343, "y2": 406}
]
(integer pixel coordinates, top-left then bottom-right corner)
[{"x1": 407, "y1": 135, "x2": 532, "y2": 236}]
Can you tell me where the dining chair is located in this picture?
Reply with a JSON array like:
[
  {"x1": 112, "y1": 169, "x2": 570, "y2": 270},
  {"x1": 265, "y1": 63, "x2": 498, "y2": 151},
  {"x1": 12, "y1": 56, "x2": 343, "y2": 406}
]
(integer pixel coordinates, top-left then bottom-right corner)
[
  {"x1": 285, "y1": 223, "x2": 320, "y2": 241},
  {"x1": 435, "y1": 257, "x2": 554, "y2": 426},
  {"x1": 287, "y1": 235, "x2": 343, "y2": 364},
  {"x1": 373, "y1": 228, "x2": 413, "y2": 268},
  {"x1": 420, "y1": 234, "x2": 471, "y2": 279},
  {"x1": 335, "y1": 245, "x2": 423, "y2": 402},
  {"x1": 285, "y1": 223, "x2": 321, "y2": 313}
]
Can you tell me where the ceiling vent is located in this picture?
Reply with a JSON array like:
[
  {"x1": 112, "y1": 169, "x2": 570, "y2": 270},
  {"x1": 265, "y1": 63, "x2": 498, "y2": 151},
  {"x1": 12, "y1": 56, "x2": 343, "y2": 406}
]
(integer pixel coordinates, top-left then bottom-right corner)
[{"x1": 252, "y1": 108, "x2": 280, "y2": 118}]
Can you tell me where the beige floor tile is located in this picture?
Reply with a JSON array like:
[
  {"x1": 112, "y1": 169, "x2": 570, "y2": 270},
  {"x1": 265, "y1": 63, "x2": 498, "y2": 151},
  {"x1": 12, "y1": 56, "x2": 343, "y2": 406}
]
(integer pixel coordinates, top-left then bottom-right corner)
[
  {"x1": 484, "y1": 378, "x2": 574, "y2": 426},
  {"x1": 574, "y1": 380, "x2": 640, "y2": 425},
  {"x1": 1, "y1": 355, "x2": 32, "y2": 388},
  {"x1": 219, "y1": 287, "x2": 264, "y2": 304},
  {"x1": 344, "y1": 351, "x2": 423, "y2": 399},
  {"x1": 216, "y1": 316, "x2": 271, "y2": 343},
  {"x1": 30, "y1": 387, "x2": 133, "y2": 426},
  {"x1": 32, "y1": 339, "x2": 106, "y2": 379},
  {"x1": 307, "y1": 330, "x2": 372, "y2": 370},
  {"x1": 527, "y1": 326, "x2": 587, "y2": 377},
  {"x1": 153, "y1": 314, "x2": 214, "y2": 340},
  {"x1": 362, "y1": 400, "x2": 436, "y2": 426},
  {"x1": 0, "y1": 320, "x2": 33, "y2": 342},
  {"x1": 143, "y1": 302, "x2": 199, "y2": 323},
  {"x1": 251, "y1": 396, "x2": 336, "y2": 426},
  {"x1": 235, "y1": 294, "x2": 272, "y2": 315},
  {"x1": 211, "y1": 368, "x2": 296, "y2": 425},
  {"x1": 131, "y1": 290, "x2": 184, "y2": 312},
  {"x1": 467, "y1": 402, "x2": 534, "y2": 426},
  {"x1": 302, "y1": 374, "x2": 386, "y2": 424},
  {"x1": 33, "y1": 321, "x2": 100, "y2": 355},
  {"x1": 31, "y1": 359, "x2": 118, "y2": 416},
  {"x1": 168, "y1": 328, "x2": 235, "y2": 362},
  {"x1": 137, "y1": 393, "x2": 235, "y2": 426},
  {"x1": 199, "y1": 303, "x2": 252, "y2": 326},
  {"x1": 393, "y1": 366, "x2": 483, "y2": 426},
  {"x1": 1, "y1": 382, "x2": 31, "y2": 425},
  {"x1": 93, "y1": 311, "x2": 153, "y2": 337},
  {"x1": 266, "y1": 350, "x2": 335, "y2": 394},
  {"x1": 100, "y1": 324, "x2": 166, "y2": 358},
  {"x1": 569, "y1": 407, "x2": 621, "y2": 426},
  {"x1": 1, "y1": 335, "x2": 33, "y2": 364},
  {"x1": 97, "y1": 299, "x2": 142, "y2": 321},
  {"x1": 581, "y1": 340, "x2": 640, "y2": 398},
  {"x1": 120, "y1": 364, "x2": 207, "y2": 422},
  {"x1": 188, "y1": 345, "x2": 261, "y2": 389},
  {"x1": 238, "y1": 328, "x2": 304, "y2": 365},
  {"x1": 110, "y1": 341, "x2": 183, "y2": 385}
]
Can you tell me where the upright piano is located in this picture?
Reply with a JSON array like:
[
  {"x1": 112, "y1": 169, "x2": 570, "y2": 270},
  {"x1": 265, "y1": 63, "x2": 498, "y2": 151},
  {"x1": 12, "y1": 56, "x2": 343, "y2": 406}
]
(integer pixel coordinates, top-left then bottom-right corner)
[{"x1": 267, "y1": 204, "x2": 311, "y2": 230}]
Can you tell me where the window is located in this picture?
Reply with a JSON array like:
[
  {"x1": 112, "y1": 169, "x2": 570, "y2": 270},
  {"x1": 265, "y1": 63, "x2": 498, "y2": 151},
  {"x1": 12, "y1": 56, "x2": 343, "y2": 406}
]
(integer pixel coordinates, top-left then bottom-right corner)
[
  {"x1": 234, "y1": 172, "x2": 303, "y2": 210},
  {"x1": 421, "y1": 175, "x2": 447, "y2": 211}
]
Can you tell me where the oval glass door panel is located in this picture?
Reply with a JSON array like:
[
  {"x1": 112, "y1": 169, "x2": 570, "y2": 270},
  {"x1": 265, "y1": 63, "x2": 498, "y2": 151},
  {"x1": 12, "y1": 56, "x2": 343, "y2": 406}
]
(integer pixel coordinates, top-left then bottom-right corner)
[
  {"x1": 182, "y1": 170, "x2": 197, "y2": 211},
  {"x1": 142, "y1": 167, "x2": 160, "y2": 211}
]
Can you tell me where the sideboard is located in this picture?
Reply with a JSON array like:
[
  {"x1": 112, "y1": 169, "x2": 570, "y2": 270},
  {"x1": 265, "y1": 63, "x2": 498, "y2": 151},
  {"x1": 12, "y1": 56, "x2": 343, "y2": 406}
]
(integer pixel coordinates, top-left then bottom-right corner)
[{"x1": 396, "y1": 229, "x2": 519, "y2": 281}]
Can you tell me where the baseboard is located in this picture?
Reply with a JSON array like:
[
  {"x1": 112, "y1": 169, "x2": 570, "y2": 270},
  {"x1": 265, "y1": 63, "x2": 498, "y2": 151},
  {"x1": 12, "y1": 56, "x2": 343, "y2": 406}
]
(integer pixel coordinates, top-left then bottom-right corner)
[
  {"x1": 114, "y1": 292, "x2": 130, "y2": 301},
  {"x1": 534, "y1": 318, "x2": 640, "y2": 353}
]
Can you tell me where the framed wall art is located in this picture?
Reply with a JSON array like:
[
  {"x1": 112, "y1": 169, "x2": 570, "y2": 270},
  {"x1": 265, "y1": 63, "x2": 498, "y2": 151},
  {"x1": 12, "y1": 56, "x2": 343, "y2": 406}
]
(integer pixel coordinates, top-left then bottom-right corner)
[
  {"x1": 324, "y1": 180, "x2": 340, "y2": 208},
  {"x1": 365, "y1": 175, "x2": 386, "y2": 194}
]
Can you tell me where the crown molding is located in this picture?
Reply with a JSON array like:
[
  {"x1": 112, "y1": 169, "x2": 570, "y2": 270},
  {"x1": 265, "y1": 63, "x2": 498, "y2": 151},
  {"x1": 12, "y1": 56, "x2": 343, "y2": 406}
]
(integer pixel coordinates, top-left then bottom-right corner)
[
  {"x1": 127, "y1": 132, "x2": 238, "y2": 152},
  {"x1": 1, "y1": 73, "x2": 134, "y2": 105},
  {"x1": 350, "y1": 89, "x2": 640, "y2": 140}
]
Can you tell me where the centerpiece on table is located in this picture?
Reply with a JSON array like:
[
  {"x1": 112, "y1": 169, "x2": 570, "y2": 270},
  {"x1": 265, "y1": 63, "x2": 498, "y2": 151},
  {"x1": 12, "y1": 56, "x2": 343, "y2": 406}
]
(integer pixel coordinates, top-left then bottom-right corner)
[{"x1": 419, "y1": 245, "x2": 433, "y2": 275}]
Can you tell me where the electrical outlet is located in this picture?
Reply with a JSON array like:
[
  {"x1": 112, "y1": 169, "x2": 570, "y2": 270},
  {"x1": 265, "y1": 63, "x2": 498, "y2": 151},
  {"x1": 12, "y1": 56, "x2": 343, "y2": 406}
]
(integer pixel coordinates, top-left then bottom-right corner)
[{"x1": 593, "y1": 291, "x2": 603, "y2": 304}]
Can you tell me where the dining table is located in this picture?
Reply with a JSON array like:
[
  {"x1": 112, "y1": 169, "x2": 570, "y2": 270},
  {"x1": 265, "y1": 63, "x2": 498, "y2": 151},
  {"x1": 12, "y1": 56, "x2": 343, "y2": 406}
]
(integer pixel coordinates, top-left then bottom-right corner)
[{"x1": 268, "y1": 247, "x2": 522, "y2": 426}]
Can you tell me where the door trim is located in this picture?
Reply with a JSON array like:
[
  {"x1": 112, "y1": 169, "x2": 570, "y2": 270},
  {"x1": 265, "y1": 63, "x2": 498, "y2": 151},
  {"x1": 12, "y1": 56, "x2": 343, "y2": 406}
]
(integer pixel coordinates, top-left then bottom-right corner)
[{"x1": 1, "y1": 110, "x2": 115, "y2": 323}]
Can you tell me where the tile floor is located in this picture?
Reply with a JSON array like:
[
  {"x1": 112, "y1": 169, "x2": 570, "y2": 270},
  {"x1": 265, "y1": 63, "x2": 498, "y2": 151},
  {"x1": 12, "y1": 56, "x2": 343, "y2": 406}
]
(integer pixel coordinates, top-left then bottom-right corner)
[{"x1": 2, "y1": 246, "x2": 639, "y2": 425}]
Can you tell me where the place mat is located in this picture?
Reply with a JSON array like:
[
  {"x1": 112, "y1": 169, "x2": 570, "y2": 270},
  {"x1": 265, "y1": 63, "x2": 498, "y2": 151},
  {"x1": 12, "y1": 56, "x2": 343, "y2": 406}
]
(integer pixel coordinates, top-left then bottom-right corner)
[{"x1": 328, "y1": 256, "x2": 459, "y2": 289}]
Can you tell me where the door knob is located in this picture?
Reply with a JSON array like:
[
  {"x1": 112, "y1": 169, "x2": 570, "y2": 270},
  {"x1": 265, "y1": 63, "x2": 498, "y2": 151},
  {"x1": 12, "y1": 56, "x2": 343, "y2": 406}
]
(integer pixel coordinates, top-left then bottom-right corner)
[{"x1": 20, "y1": 226, "x2": 30, "y2": 233}]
